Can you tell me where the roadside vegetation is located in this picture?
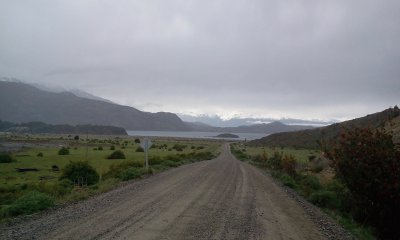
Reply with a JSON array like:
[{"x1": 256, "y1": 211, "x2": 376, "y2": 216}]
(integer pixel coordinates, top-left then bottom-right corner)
[
  {"x1": 0, "y1": 133, "x2": 220, "y2": 222},
  {"x1": 231, "y1": 127, "x2": 400, "y2": 239}
]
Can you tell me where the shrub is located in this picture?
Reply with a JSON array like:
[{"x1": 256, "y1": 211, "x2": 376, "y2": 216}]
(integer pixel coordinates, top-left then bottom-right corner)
[
  {"x1": 308, "y1": 190, "x2": 338, "y2": 209},
  {"x1": 104, "y1": 160, "x2": 144, "y2": 179},
  {"x1": 59, "y1": 161, "x2": 99, "y2": 186},
  {"x1": 120, "y1": 168, "x2": 143, "y2": 181},
  {"x1": 74, "y1": 135, "x2": 79, "y2": 140},
  {"x1": 52, "y1": 179, "x2": 74, "y2": 196},
  {"x1": 0, "y1": 153, "x2": 15, "y2": 163},
  {"x1": 37, "y1": 152, "x2": 43, "y2": 157},
  {"x1": 172, "y1": 144, "x2": 187, "y2": 151},
  {"x1": 281, "y1": 154, "x2": 297, "y2": 177},
  {"x1": 3, "y1": 191, "x2": 54, "y2": 217},
  {"x1": 98, "y1": 146, "x2": 103, "y2": 151},
  {"x1": 58, "y1": 147, "x2": 69, "y2": 155},
  {"x1": 330, "y1": 127, "x2": 400, "y2": 238},
  {"x1": 135, "y1": 146, "x2": 144, "y2": 152},
  {"x1": 267, "y1": 151, "x2": 282, "y2": 170},
  {"x1": 134, "y1": 138, "x2": 140, "y2": 143},
  {"x1": 52, "y1": 165, "x2": 60, "y2": 171},
  {"x1": 148, "y1": 156, "x2": 163, "y2": 165},
  {"x1": 279, "y1": 174, "x2": 297, "y2": 189},
  {"x1": 110, "y1": 145, "x2": 115, "y2": 150},
  {"x1": 108, "y1": 150, "x2": 126, "y2": 159},
  {"x1": 299, "y1": 175, "x2": 322, "y2": 190}
]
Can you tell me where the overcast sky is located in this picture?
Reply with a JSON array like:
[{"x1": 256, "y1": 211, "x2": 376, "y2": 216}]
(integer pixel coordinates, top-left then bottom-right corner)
[{"x1": 1, "y1": 0, "x2": 399, "y2": 121}]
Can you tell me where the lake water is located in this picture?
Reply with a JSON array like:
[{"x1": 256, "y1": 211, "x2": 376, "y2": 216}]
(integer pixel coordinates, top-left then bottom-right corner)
[{"x1": 127, "y1": 130, "x2": 267, "y2": 141}]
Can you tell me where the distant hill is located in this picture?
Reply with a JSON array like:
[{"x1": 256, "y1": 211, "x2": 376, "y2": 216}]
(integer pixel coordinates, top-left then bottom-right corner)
[
  {"x1": 249, "y1": 107, "x2": 400, "y2": 149},
  {"x1": 221, "y1": 121, "x2": 313, "y2": 134},
  {"x1": 179, "y1": 114, "x2": 334, "y2": 127},
  {"x1": 185, "y1": 121, "x2": 314, "y2": 134},
  {"x1": 0, "y1": 120, "x2": 127, "y2": 135},
  {"x1": 0, "y1": 81, "x2": 189, "y2": 131}
]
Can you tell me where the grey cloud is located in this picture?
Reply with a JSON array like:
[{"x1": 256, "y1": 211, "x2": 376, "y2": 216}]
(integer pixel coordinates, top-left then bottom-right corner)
[{"x1": 0, "y1": 0, "x2": 399, "y2": 121}]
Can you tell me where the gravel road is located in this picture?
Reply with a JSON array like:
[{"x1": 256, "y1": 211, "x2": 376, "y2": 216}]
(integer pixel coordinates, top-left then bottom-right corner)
[{"x1": 0, "y1": 144, "x2": 352, "y2": 240}]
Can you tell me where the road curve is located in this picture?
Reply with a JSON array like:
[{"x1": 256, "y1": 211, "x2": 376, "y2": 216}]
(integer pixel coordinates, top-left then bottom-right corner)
[{"x1": 1, "y1": 144, "x2": 327, "y2": 240}]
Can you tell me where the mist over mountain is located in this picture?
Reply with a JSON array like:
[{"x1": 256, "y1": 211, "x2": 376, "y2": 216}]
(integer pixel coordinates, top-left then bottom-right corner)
[
  {"x1": 184, "y1": 120, "x2": 314, "y2": 134},
  {"x1": 0, "y1": 81, "x2": 188, "y2": 131},
  {"x1": 179, "y1": 114, "x2": 334, "y2": 128}
]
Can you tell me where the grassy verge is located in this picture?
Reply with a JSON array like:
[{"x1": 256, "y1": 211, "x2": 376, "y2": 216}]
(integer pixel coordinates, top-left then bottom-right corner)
[
  {"x1": 231, "y1": 143, "x2": 375, "y2": 240},
  {"x1": 0, "y1": 134, "x2": 220, "y2": 222}
]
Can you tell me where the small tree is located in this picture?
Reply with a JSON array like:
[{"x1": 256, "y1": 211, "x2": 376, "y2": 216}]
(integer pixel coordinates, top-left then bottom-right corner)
[
  {"x1": 59, "y1": 161, "x2": 99, "y2": 186},
  {"x1": 331, "y1": 128, "x2": 400, "y2": 239},
  {"x1": 134, "y1": 138, "x2": 140, "y2": 144}
]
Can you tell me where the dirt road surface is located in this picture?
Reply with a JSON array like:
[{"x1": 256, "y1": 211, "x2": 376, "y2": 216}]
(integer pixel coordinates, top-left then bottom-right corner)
[{"x1": 0, "y1": 144, "x2": 348, "y2": 240}]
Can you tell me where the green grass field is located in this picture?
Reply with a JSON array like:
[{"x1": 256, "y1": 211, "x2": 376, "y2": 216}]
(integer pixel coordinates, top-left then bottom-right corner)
[
  {"x1": 233, "y1": 143, "x2": 320, "y2": 164},
  {"x1": 1, "y1": 137, "x2": 220, "y2": 187},
  {"x1": 0, "y1": 134, "x2": 222, "y2": 221}
]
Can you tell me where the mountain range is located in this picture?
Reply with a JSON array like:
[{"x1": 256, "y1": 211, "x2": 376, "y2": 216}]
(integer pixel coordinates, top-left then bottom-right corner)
[
  {"x1": 0, "y1": 80, "x2": 315, "y2": 134},
  {"x1": 0, "y1": 81, "x2": 188, "y2": 131},
  {"x1": 179, "y1": 114, "x2": 334, "y2": 127},
  {"x1": 250, "y1": 106, "x2": 400, "y2": 148}
]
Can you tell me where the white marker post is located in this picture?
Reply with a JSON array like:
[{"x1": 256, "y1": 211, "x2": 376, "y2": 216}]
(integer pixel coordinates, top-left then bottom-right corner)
[{"x1": 140, "y1": 138, "x2": 152, "y2": 169}]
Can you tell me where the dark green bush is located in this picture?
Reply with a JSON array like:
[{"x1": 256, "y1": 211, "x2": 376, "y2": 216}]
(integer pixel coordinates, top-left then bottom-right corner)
[
  {"x1": 135, "y1": 146, "x2": 144, "y2": 152},
  {"x1": 2, "y1": 191, "x2": 54, "y2": 217},
  {"x1": 37, "y1": 152, "x2": 43, "y2": 157},
  {"x1": 300, "y1": 175, "x2": 322, "y2": 191},
  {"x1": 53, "y1": 179, "x2": 74, "y2": 196},
  {"x1": 98, "y1": 146, "x2": 103, "y2": 151},
  {"x1": 110, "y1": 145, "x2": 115, "y2": 150},
  {"x1": 58, "y1": 147, "x2": 69, "y2": 155},
  {"x1": 59, "y1": 161, "x2": 99, "y2": 186},
  {"x1": 308, "y1": 190, "x2": 338, "y2": 209},
  {"x1": 279, "y1": 174, "x2": 297, "y2": 189},
  {"x1": 0, "y1": 153, "x2": 15, "y2": 163},
  {"x1": 148, "y1": 156, "x2": 163, "y2": 165},
  {"x1": 107, "y1": 150, "x2": 126, "y2": 159},
  {"x1": 104, "y1": 160, "x2": 144, "y2": 179},
  {"x1": 331, "y1": 127, "x2": 400, "y2": 238},
  {"x1": 308, "y1": 155, "x2": 316, "y2": 161},
  {"x1": 120, "y1": 168, "x2": 143, "y2": 181},
  {"x1": 134, "y1": 138, "x2": 140, "y2": 143},
  {"x1": 172, "y1": 144, "x2": 186, "y2": 151}
]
